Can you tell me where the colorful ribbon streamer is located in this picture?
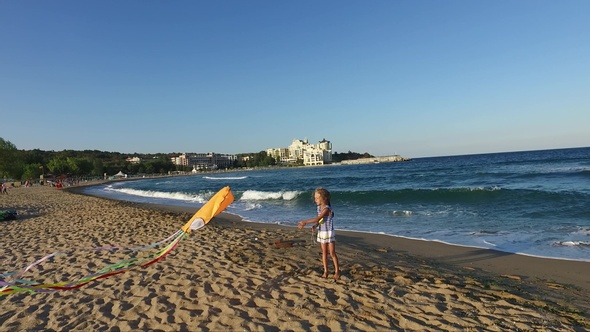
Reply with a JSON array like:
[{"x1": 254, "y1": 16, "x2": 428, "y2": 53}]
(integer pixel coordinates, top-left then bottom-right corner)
[{"x1": 1, "y1": 186, "x2": 234, "y2": 296}]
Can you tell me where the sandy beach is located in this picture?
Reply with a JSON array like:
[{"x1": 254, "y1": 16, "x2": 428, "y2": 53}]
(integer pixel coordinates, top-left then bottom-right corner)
[{"x1": 1, "y1": 185, "x2": 589, "y2": 331}]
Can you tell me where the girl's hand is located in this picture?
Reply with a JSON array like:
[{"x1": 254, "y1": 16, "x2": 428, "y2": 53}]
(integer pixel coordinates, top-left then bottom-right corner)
[{"x1": 298, "y1": 221, "x2": 304, "y2": 229}]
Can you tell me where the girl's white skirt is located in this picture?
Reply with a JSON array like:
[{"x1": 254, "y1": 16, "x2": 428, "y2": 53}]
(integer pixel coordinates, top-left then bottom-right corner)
[{"x1": 317, "y1": 230, "x2": 335, "y2": 243}]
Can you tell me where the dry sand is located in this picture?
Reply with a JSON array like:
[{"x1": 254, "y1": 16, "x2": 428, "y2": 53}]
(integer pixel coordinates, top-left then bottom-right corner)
[{"x1": 1, "y1": 185, "x2": 589, "y2": 331}]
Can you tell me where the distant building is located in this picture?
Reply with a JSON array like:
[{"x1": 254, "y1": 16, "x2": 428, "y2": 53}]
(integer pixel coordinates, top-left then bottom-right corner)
[
  {"x1": 171, "y1": 154, "x2": 189, "y2": 167},
  {"x1": 287, "y1": 138, "x2": 307, "y2": 163},
  {"x1": 303, "y1": 144, "x2": 332, "y2": 166},
  {"x1": 265, "y1": 147, "x2": 289, "y2": 164},
  {"x1": 171, "y1": 153, "x2": 237, "y2": 170},
  {"x1": 126, "y1": 157, "x2": 142, "y2": 164},
  {"x1": 268, "y1": 137, "x2": 332, "y2": 166}
]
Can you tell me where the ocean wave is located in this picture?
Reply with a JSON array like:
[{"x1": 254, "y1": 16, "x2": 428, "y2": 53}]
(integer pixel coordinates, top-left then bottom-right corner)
[
  {"x1": 499, "y1": 166, "x2": 590, "y2": 181},
  {"x1": 482, "y1": 240, "x2": 497, "y2": 246},
  {"x1": 203, "y1": 176, "x2": 248, "y2": 180},
  {"x1": 243, "y1": 202, "x2": 262, "y2": 211},
  {"x1": 572, "y1": 227, "x2": 590, "y2": 236},
  {"x1": 435, "y1": 186, "x2": 502, "y2": 192},
  {"x1": 107, "y1": 187, "x2": 208, "y2": 203},
  {"x1": 334, "y1": 187, "x2": 506, "y2": 205},
  {"x1": 240, "y1": 190, "x2": 302, "y2": 201},
  {"x1": 553, "y1": 241, "x2": 590, "y2": 247},
  {"x1": 335, "y1": 187, "x2": 588, "y2": 208},
  {"x1": 389, "y1": 210, "x2": 413, "y2": 216},
  {"x1": 469, "y1": 230, "x2": 500, "y2": 236}
]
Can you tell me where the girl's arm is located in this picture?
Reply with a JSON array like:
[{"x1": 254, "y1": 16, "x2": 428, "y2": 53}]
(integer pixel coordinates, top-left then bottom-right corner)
[{"x1": 297, "y1": 207, "x2": 331, "y2": 229}]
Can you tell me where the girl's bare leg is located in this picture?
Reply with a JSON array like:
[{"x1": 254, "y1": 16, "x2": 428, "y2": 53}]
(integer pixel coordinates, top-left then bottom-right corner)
[
  {"x1": 328, "y1": 242, "x2": 340, "y2": 279},
  {"x1": 321, "y1": 243, "x2": 329, "y2": 278}
]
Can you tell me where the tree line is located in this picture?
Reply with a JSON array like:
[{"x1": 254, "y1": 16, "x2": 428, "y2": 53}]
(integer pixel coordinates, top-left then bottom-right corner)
[
  {"x1": 0, "y1": 137, "x2": 281, "y2": 181},
  {"x1": 0, "y1": 137, "x2": 373, "y2": 181},
  {"x1": 332, "y1": 151, "x2": 374, "y2": 162},
  {"x1": 0, "y1": 138, "x2": 173, "y2": 181}
]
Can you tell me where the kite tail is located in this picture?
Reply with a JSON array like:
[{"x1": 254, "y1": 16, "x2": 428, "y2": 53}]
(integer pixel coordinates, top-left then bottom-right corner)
[
  {"x1": 0, "y1": 186, "x2": 233, "y2": 296},
  {"x1": 0, "y1": 229, "x2": 188, "y2": 296}
]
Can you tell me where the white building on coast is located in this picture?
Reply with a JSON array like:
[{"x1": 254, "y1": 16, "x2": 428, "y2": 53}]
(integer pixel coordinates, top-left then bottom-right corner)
[
  {"x1": 126, "y1": 157, "x2": 142, "y2": 164},
  {"x1": 267, "y1": 138, "x2": 333, "y2": 166},
  {"x1": 171, "y1": 153, "x2": 236, "y2": 170}
]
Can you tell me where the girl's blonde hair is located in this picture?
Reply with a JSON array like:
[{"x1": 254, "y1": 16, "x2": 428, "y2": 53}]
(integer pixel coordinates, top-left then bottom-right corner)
[{"x1": 315, "y1": 187, "x2": 331, "y2": 205}]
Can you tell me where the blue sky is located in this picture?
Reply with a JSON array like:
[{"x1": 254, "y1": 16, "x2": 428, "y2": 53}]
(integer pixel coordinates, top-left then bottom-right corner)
[{"x1": 1, "y1": 1, "x2": 588, "y2": 158}]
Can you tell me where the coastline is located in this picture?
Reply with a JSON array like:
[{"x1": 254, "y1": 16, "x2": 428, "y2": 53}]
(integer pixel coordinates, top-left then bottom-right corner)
[
  {"x1": 113, "y1": 200, "x2": 590, "y2": 292},
  {"x1": 70, "y1": 182, "x2": 590, "y2": 291},
  {"x1": 1, "y1": 185, "x2": 589, "y2": 330}
]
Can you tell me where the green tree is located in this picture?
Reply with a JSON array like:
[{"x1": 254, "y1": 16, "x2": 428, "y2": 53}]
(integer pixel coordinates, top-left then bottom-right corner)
[
  {"x1": 126, "y1": 162, "x2": 140, "y2": 174},
  {"x1": 77, "y1": 158, "x2": 93, "y2": 175},
  {"x1": 0, "y1": 137, "x2": 19, "y2": 179},
  {"x1": 144, "y1": 163, "x2": 155, "y2": 174},
  {"x1": 47, "y1": 158, "x2": 70, "y2": 175},
  {"x1": 21, "y1": 149, "x2": 47, "y2": 165},
  {"x1": 261, "y1": 155, "x2": 276, "y2": 166},
  {"x1": 66, "y1": 157, "x2": 80, "y2": 175},
  {"x1": 145, "y1": 157, "x2": 173, "y2": 174},
  {"x1": 253, "y1": 151, "x2": 275, "y2": 167},
  {"x1": 332, "y1": 151, "x2": 374, "y2": 162},
  {"x1": 63, "y1": 157, "x2": 93, "y2": 176},
  {"x1": 92, "y1": 159, "x2": 104, "y2": 176},
  {"x1": 22, "y1": 163, "x2": 43, "y2": 181}
]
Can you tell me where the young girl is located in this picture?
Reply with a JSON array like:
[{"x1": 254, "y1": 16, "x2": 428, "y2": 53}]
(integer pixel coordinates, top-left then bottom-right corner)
[{"x1": 298, "y1": 187, "x2": 340, "y2": 280}]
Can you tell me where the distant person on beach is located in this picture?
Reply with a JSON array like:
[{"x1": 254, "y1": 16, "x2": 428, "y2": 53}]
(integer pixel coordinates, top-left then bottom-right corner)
[
  {"x1": 298, "y1": 187, "x2": 340, "y2": 280},
  {"x1": 1, "y1": 183, "x2": 8, "y2": 194}
]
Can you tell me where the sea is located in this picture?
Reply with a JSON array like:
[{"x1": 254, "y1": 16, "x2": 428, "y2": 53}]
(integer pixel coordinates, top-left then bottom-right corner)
[{"x1": 81, "y1": 147, "x2": 590, "y2": 262}]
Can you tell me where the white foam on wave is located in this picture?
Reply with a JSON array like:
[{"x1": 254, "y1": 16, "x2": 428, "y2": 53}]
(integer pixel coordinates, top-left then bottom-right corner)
[
  {"x1": 240, "y1": 190, "x2": 301, "y2": 201},
  {"x1": 432, "y1": 186, "x2": 502, "y2": 192},
  {"x1": 243, "y1": 202, "x2": 262, "y2": 211},
  {"x1": 482, "y1": 240, "x2": 497, "y2": 247},
  {"x1": 107, "y1": 187, "x2": 208, "y2": 203},
  {"x1": 553, "y1": 241, "x2": 590, "y2": 247},
  {"x1": 390, "y1": 210, "x2": 413, "y2": 216},
  {"x1": 469, "y1": 230, "x2": 500, "y2": 236},
  {"x1": 572, "y1": 227, "x2": 590, "y2": 236},
  {"x1": 203, "y1": 176, "x2": 248, "y2": 180}
]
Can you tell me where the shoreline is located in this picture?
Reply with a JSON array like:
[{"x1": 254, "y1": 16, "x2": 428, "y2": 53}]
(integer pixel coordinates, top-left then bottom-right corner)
[
  {"x1": 69, "y1": 184, "x2": 590, "y2": 289},
  {"x1": 69, "y1": 185, "x2": 590, "y2": 293},
  {"x1": 130, "y1": 205, "x2": 590, "y2": 292},
  {"x1": 72, "y1": 176, "x2": 590, "y2": 264},
  {"x1": 2, "y1": 185, "x2": 589, "y2": 330}
]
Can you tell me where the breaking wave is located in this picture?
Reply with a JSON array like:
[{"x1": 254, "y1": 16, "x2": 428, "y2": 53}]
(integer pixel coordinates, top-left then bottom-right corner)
[
  {"x1": 239, "y1": 190, "x2": 301, "y2": 201},
  {"x1": 203, "y1": 176, "x2": 248, "y2": 180},
  {"x1": 553, "y1": 241, "x2": 590, "y2": 247},
  {"x1": 107, "y1": 187, "x2": 208, "y2": 203}
]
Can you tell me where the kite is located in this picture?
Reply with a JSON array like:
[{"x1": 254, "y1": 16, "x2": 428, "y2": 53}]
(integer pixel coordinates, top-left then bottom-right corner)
[{"x1": 0, "y1": 186, "x2": 234, "y2": 296}]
